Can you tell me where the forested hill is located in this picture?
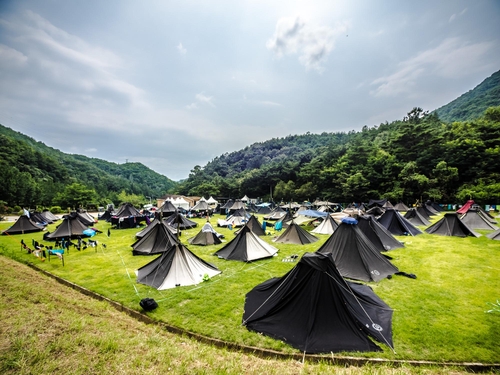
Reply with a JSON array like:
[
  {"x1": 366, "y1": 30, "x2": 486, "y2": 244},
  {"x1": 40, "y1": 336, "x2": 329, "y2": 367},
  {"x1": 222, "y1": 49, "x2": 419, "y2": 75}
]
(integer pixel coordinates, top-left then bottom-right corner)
[
  {"x1": 434, "y1": 69, "x2": 500, "y2": 123},
  {"x1": 175, "y1": 106, "x2": 500, "y2": 205},
  {"x1": 0, "y1": 124, "x2": 176, "y2": 208}
]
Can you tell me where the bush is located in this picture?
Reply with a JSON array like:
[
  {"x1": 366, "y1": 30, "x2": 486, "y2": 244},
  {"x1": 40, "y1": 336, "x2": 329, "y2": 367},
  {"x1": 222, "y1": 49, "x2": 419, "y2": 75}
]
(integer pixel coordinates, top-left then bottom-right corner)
[
  {"x1": 13, "y1": 206, "x2": 22, "y2": 215},
  {"x1": 50, "y1": 206, "x2": 63, "y2": 214}
]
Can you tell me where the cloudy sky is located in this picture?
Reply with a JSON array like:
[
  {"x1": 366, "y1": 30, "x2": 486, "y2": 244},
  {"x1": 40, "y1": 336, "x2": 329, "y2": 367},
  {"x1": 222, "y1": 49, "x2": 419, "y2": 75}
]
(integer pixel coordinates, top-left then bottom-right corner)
[{"x1": 0, "y1": 1, "x2": 499, "y2": 181}]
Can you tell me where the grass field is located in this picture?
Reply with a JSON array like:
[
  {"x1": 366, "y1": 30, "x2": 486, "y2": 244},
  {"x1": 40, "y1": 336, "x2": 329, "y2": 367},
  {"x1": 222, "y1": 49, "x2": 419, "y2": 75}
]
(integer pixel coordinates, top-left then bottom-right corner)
[{"x1": 0, "y1": 212, "x2": 499, "y2": 367}]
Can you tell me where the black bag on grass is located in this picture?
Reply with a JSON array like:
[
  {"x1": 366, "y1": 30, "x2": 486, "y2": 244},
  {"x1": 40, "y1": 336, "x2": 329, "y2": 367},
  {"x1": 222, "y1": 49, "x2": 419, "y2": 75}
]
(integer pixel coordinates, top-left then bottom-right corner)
[{"x1": 140, "y1": 298, "x2": 158, "y2": 311}]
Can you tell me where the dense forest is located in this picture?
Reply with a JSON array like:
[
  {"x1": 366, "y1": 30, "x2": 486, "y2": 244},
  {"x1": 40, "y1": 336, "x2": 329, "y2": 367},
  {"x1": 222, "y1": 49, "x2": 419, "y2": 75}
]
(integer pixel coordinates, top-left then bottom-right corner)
[
  {"x1": 1, "y1": 70, "x2": 499, "y2": 212},
  {"x1": 174, "y1": 106, "x2": 500, "y2": 205},
  {"x1": 0, "y1": 125, "x2": 176, "y2": 211}
]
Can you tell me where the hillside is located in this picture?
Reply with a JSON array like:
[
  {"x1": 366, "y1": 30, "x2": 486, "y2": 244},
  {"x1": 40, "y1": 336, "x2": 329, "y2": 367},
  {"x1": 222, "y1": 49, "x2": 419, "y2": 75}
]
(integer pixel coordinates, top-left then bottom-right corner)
[
  {"x1": 434, "y1": 69, "x2": 500, "y2": 122},
  {"x1": 0, "y1": 124, "x2": 176, "y2": 208}
]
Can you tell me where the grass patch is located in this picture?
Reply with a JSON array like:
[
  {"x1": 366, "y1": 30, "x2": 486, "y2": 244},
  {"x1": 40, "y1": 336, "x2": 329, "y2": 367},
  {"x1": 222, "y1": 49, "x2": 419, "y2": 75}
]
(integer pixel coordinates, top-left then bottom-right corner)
[{"x1": 0, "y1": 213, "x2": 499, "y2": 364}]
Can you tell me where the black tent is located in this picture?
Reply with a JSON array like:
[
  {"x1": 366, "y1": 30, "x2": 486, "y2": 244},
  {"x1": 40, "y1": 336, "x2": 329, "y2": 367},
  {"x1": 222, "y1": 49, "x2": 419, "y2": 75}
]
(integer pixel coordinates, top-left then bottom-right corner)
[
  {"x1": 2, "y1": 215, "x2": 43, "y2": 235},
  {"x1": 132, "y1": 219, "x2": 179, "y2": 255},
  {"x1": 242, "y1": 252, "x2": 394, "y2": 354},
  {"x1": 46, "y1": 213, "x2": 90, "y2": 240},
  {"x1": 404, "y1": 208, "x2": 431, "y2": 226},
  {"x1": 356, "y1": 215, "x2": 404, "y2": 252},
  {"x1": 234, "y1": 215, "x2": 266, "y2": 236},
  {"x1": 188, "y1": 222, "x2": 222, "y2": 246},
  {"x1": 136, "y1": 243, "x2": 221, "y2": 289},
  {"x1": 377, "y1": 208, "x2": 422, "y2": 236},
  {"x1": 273, "y1": 221, "x2": 319, "y2": 245},
  {"x1": 487, "y1": 228, "x2": 500, "y2": 240},
  {"x1": 164, "y1": 213, "x2": 198, "y2": 230},
  {"x1": 42, "y1": 210, "x2": 60, "y2": 222},
  {"x1": 214, "y1": 225, "x2": 278, "y2": 262},
  {"x1": 393, "y1": 202, "x2": 409, "y2": 212},
  {"x1": 316, "y1": 218, "x2": 399, "y2": 282},
  {"x1": 425, "y1": 213, "x2": 481, "y2": 237},
  {"x1": 459, "y1": 209, "x2": 498, "y2": 230},
  {"x1": 159, "y1": 200, "x2": 178, "y2": 217},
  {"x1": 111, "y1": 203, "x2": 146, "y2": 228}
]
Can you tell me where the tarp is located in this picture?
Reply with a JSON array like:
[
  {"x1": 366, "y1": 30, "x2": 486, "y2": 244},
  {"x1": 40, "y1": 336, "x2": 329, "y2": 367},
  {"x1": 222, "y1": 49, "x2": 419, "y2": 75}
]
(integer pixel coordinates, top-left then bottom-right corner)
[
  {"x1": 242, "y1": 252, "x2": 394, "y2": 353},
  {"x1": 316, "y1": 218, "x2": 399, "y2": 282}
]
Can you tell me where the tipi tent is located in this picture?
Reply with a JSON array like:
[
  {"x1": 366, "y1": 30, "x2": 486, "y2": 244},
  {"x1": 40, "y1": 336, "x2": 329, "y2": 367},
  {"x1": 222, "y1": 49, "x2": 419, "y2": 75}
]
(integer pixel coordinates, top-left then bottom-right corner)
[
  {"x1": 136, "y1": 243, "x2": 221, "y2": 290},
  {"x1": 273, "y1": 221, "x2": 319, "y2": 245},
  {"x1": 234, "y1": 215, "x2": 266, "y2": 236},
  {"x1": 132, "y1": 219, "x2": 179, "y2": 255},
  {"x1": 356, "y1": 215, "x2": 404, "y2": 252},
  {"x1": 214, "y1": 225, "x2": 278, "y2": 262},
  {"x1": 243, "y1": 252, "x2": 394, "y2": 353},
  {"x1": 460, "y1": 209, "x2": 498, "y2": 230},
  {"x1": 316, "y1": 218, "x2": 399, "y2": 282},
  {"x1": 164, "y1": 213, "x2": 198, "y2": 230},
  {"x1": 2, "y1": 215, "x2": 43, "y2": 235},
  {"x1": 42, "y1": 210, "x2": 60, "y2": 222},
  {"x1": 159, "y1": 200, "x2": 178, "y2": 217},
  {"x1": 377, "y1": 208, "x2": 422, "y2": 236},
  {"x1": 404, "y1": 208, "x2": 431, "y2": 226},
  {"x1": 393, "y1": 202, "x2": 409, "y2": 212},
  {"x1": 188, "y1": 222, "x2": 222, "y2": 246},
  {"x1": 311, "y1": 214, "x2": 338, "y2": 235},
  {"x1": 425, "y1": 213, "x2": 480, "y2": 237},
  {"x1": 46, "y1": 213, "x2": 90, "y2": 240},
  {"x1": 111, "y1": 203, "x2": 146, "y2": 228}
]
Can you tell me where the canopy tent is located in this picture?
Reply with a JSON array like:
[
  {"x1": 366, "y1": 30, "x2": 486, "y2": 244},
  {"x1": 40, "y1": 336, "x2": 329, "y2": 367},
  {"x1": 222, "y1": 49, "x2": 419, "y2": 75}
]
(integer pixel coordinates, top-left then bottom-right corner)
[
  {"x1": 136, "y1": 243, "x2": 221, "y2": 290},
  {"x1": 393, "y1": 202, "x2": 409, "y2": 212},
  {"x1": 311, "y1": 214, "x2": 338, "y2": 235},
  {"x1": 214, "y1": 225, "x2": 278, "y2": 262},
  {"x1": 131, "y1": 219, "x2": 179, "y2": 255},
  {"x1": 425, "y1": 213, "x2": 480, "y2": 237},
  {"x1": 188, "y1": 222, "x2": 222, "y2": 246},
  {"x1": 459, "y1": 209, "x2": 498, "y2": 230},
  {"x1": 2, "y1": 215, "x2": 43, "y2": 235},
  {"x1": 206, "y1": 196, "x2": 218, "y2": 207},
  {"x1": 356, "y1": 215, "x2": 404, "y2": 252},
  {"x1": 242, "y1": 252, "x2": 394, "y2": 354},
  {"x1": 273, "y1": 221, "x2": 319, "y2": 245},
  {"x1": 316, "y1": 217, "x2": 399, "y2": 282},
  {"x1": 404, "y1": 208, "x2": 431, "y2": 226},
  {"x1": 377, "y1": 208, "x2": 422, "y2": 236},
  {"x1": 45, "y1": 213, "x2": 90, "y2": 240}
]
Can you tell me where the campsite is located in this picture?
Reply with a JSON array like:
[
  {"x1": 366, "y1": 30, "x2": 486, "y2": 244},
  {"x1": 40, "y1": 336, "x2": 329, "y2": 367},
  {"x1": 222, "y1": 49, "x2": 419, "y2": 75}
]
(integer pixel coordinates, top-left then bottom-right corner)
[{"x1": 0, "y1": 207, "x2": 499, "y2": 371}]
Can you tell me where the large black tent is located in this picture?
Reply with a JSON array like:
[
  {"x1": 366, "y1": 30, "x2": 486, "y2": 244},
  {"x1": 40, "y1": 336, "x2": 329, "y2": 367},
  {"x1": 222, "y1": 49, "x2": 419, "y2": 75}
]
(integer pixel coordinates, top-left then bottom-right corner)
[
  {"x1": 425, "y1": 213, "x2": 481, "y2": 237},
  {"x1": 136, "y1": 243, "x2": 221, "y2": 289},
  {"x1": 459, "y1": 209, "x2": 498, "y2": 230},
  {"x1": 164, "y1": 213, "x2": 198, "y2": 230},
  {"x1": 132, "y1": 219, "x2": 179, "y2": 255},
  {"x1": 2, "y1": 215, "x2": 43, "y2": 235},
  {"x1": 46, "y1": 213, "x2": 90, "y2": 240},
  {"x1": 242, "y1": 252, "x2": 394, "y2": 354},
  {"x1": 273, "y1": 221, "x2": 319, "y2": 245},
  {"x1": 214, "y1": 225, "x2": 278, "y2": 262},
  {"x1": 111, "y1": 203, "x2": 146, "y2": 228},
  {"x1": 316, "y1": 218, "x2": 399, "y2": 282},
  {"x1": 234, "y1": 215, "x2": 266, "y2": 236},
  {"x1": 377, "y1": 208, "x2": 422, "y2": 236},
  {"x1": 356, "y1": 215, "x2": 404, "y2": 252}
]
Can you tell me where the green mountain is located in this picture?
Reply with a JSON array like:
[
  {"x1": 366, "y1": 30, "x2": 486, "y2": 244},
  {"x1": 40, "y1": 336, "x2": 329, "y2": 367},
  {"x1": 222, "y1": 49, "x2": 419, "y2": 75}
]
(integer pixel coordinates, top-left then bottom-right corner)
[
  {"x1": 0, "y1": 124, "x2": 176, "y2": 208},
  {"x1": 434, "y1": 70, "x2": 500, "y2": 122}
]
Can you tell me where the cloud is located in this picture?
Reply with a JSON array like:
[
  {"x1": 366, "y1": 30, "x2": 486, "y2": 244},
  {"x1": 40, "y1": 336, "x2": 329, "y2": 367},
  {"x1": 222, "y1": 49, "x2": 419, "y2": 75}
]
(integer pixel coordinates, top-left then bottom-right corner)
[
  {"x1": 370, "y1": 38, "x2": 495, "y2": 97},
  {"x1": 177, "y1": 42, "x2": 187, "y2": 55},
  {"x1": 266, "y1": 17, "x2": 346, "y2": 72},
  {"x1": 195, "y1": 93, "x2": 215, "y2": 107},
  {"x1": 449, "y1": 8, "x2": 467, "y2": 23},
  {"x1": 0, "y1": 44, "x2": 28, "y2": 65}
]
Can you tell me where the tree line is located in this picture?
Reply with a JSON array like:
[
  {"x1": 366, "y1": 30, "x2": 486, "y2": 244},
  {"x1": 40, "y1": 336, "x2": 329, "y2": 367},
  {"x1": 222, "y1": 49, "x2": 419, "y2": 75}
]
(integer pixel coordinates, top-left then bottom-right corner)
[{"x1": 174, "y1": 107, "x2": 500, "y2": 206}]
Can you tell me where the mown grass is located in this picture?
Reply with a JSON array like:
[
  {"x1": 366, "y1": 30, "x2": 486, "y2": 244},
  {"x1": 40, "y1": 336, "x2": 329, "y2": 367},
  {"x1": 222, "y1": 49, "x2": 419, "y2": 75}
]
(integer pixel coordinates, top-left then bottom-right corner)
[{"x1": 0, "y1": 212, "x2": 499, "y2": 365}]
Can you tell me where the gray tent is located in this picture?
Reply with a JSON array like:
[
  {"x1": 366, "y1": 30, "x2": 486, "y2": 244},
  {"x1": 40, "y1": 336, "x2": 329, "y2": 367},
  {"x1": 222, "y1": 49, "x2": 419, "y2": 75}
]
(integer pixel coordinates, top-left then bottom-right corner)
[
  {"x1": 132, "y1": 219, "x2": 179, "y2": 255},
  {"x1": 460, "y1": 209, "x2": 498, "y2": 230},
  {"x1": 425, "y1": 213, "x2": 480, "y2": 237},
  {"x1": 404, "y1": 208, "x2": 431, "y2": 226},
  {"x1": 273, "y1": 221, "x2": 319, "y2": 245},
  {"x1": 356, "y1": 215, "x2": 404, "y2": 252},
  {"x1": 188, "y1": 222, "x2": 222, "y2": 246},
  {"x1": 2, "y1": 215, "x2": 43, "y2": 235},
  {"x1": 136, "y1": 243, "x2": 221, "y2": 290},
  {"x1": 311, "y1": 214, "x2": 338, "y2": 235}
]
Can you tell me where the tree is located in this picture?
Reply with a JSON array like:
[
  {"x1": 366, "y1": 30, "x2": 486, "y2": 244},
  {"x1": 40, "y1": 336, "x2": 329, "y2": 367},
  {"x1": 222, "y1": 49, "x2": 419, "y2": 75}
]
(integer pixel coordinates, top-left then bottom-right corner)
[{"x1": 53, "y1": 183, "x2": 97, "y2": 209}]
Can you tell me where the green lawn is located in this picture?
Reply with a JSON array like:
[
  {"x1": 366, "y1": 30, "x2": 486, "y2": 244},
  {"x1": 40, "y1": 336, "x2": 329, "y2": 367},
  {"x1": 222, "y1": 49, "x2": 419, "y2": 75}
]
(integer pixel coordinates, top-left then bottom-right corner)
[{"x1": 0, "y1": 212, "x2": 499, "y2": 364}]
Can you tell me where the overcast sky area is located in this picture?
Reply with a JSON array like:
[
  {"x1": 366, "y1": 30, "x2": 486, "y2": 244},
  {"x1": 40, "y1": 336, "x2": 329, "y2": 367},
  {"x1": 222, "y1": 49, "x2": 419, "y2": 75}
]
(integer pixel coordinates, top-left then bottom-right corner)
[{"x1": 0, "y1": 1, "x2": 499, "y2": 181}]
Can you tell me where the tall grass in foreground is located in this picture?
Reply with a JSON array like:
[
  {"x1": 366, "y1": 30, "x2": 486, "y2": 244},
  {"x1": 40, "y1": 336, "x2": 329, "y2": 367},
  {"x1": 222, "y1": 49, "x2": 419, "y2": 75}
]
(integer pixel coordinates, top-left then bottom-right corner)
[
  {"x1": 0, "y1": 213, "x2": 499, "y2": 363},
  {"x1": 0, "y1": 255, "x2": 486, "y2": 375}
]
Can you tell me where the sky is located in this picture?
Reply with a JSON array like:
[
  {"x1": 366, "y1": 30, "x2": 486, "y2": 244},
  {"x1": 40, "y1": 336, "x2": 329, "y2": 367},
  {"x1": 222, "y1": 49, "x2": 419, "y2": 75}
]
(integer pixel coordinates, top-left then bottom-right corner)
[{"x1": 0, "y1": 1, "x2": 499, "y2": 181}]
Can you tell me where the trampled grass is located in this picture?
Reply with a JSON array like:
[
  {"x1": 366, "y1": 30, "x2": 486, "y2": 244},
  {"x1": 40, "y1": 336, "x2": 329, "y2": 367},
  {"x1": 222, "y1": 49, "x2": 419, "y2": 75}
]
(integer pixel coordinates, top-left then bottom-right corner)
[{"x1": 0, "y1": 212, "x2": 499, "y2": 365}]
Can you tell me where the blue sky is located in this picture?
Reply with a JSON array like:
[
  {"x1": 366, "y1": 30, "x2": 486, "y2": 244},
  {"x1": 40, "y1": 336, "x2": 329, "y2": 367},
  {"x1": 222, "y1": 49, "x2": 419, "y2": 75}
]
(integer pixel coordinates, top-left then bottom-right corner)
[{"x1": 0, "y1": 1, "x2": 499, "y2": 181}]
